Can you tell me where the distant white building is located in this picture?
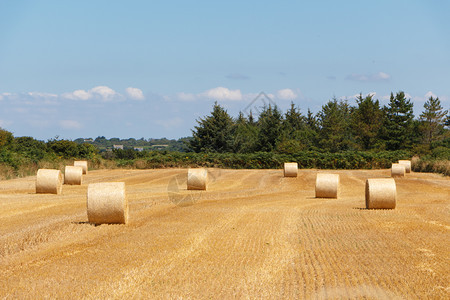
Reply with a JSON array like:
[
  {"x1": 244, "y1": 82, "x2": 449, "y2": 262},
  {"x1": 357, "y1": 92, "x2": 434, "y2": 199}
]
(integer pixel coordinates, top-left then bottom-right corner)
[
  {"x1": 113, "y1": 144, "x2": 124, "y2": 150},
  {"x1": 134, "y1": 147, "x2": 144, "y2": 152}
]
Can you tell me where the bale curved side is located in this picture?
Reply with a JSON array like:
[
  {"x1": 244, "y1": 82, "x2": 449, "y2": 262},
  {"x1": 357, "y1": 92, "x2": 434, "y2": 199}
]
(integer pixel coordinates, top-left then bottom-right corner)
[
  {"x1": 87, "y1": 182, "x2": 128, "y2": 224},
  {"x1": 64, "y1": 166, "x2": 83, "y2": 185},
  {"x1": 74, "y1": 161, "x2": 88, "y2": 175},
  {"x1": 36, "y1": 169, "x2": 63, "y2": 194},
  {"x1": 187, "y1": 168, "x2": 208, "y2": 190},
  {"x1": 398, "y1": 160, "x2": 411, "y2": 173},
  {"x1": 391, "y1": 163, "x2": 406, "y2": 177},
  {"x1": 365, "y1": 178, "x2": 396, "y2": 209},
  {"x1": 315, "y1": 173, "x2": 340, "y2": 198},
  {"x1": 284, "y1": 162, "x2": 298, "y2": 177}
]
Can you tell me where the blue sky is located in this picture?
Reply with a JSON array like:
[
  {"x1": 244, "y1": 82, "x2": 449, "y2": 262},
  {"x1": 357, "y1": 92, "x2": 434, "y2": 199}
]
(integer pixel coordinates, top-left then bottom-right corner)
[{"x1": 0, "y1": 0, "x2": 449, "y2": 140}]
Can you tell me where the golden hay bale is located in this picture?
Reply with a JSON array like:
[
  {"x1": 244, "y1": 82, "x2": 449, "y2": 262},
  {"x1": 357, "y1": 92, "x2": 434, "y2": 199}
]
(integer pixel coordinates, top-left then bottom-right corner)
[
  {"x1": 87, "y1": 182, "x2": 128, "y2": 224},
  {"x1": 365, "y1": 178, "x2": 396, "y2": 209},
  {"x1": 391, "y1": 163, "x2": 405, "y2": 177},
  {"x1": 398, "y1": 160, "x2": 411, "y2": 173},
  {"x1": 284, "y1": 162, "x2": 298, "y2": 177},
  {"x1": 74, "y1": 160, "x2": 88, "y2": 175},
  {"x1": 64, "y1": 166, "x2": 83, "y2": 185},
  {"x1": 315, "y1": 173, "x2": 340, "y2": 198},
  {"x1": 36, "y1": 169, "x2": 63, "y2": 194},
  {"x1": 187, "y1": 168, "x2": 208, "y2": 190}
]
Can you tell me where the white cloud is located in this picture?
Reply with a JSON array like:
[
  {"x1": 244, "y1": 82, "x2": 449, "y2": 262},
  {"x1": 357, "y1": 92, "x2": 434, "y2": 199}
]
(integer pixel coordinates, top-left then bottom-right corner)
[
  {"x1": 90, "y1": 86, "x2": 119, "y2": 101},
  {"x1": 346, "y1": 72, "x2": 391, "y2": 82},
  {"x1": 276, "y1": 88, "x2": 297, "y2": 100},
  {"x1": 125, "y1": 87, "x2": 144, "y2": 100},
  {"x1": 27, "y1": 92, "x2": 58, "y2": 98},
  {"x1": 60, "y1": 120, "x2": 82, "y2": 130},
  {"x1": 424, "y1": 91, "x2": 437, "y2": 99},
  {"x1": 177, "y1": 92, "x2": 197, "y2": 101},
  {"x1": 62, "y1": 86, "x2": 121, "y2": 101},
  {"x1": 63, "y1": 89, "x2": 92, "y2": 100},
  {"x1": 373, "y1": 72, "x2": 390, "y2": 80},
  {"x1": 201, "y1": 87, "x2": 242, "y2": 101}
]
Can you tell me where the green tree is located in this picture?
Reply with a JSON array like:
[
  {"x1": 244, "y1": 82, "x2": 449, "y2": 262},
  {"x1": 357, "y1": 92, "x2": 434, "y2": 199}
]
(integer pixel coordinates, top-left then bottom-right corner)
[
  {"x1": 282, "y1": 102, "x2": 305, "y2": 136},
  {"x1": 0, "y1": 128, "x2": 14, "y2": 149},
  {"x1": 381, "y1": 91, "x2": 415, "y2": 150},
  {"x1": 233, "y1": 112, "x2": 259, "y2": 153},
  {"x1": 190, "y1": 102, "x2": 234, "y2": 152},
  {"x1": 419, "y1": 96, "x2": 448, "y2": 145},
  {"x1": 350, "y1": 93, "x2": 383, "y2": 150},
  {"x1": 317, "y1": 98, "x2": 353, "y2": 152},
  {"x1": 256, "y1": 105, "x2": 283, "y2": 152},
  {"x1": 276, "y1": 102, "x2": 307, "y2": 153}
]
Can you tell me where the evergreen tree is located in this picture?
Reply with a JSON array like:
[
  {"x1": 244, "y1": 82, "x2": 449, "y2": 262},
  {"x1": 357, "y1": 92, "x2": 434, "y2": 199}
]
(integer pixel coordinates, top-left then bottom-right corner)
[
  {"x1": 381, "y1": 91, "x2": 415, "y2": 150},
  {"x1": 350, "y1": 93, "x2": 383, "y2": 150},
  {"x1": 317, "y1": 98, "x2": 352, "y2": 152},
  {"x1": 282, "y1": 102, "x2": 305, "y2": 136},
  {"x1": 232, "y1": 112, "x2": 259, "y2": 153},
  {"x1": 419, "y1": 96, "x2": 448, "y2": 145},
  {"x1": 257, "y1": 105, "x2": 283, "y2": 152},
  {"x1": 190, "y1": 102, "x2": 234, "y2": 152}
]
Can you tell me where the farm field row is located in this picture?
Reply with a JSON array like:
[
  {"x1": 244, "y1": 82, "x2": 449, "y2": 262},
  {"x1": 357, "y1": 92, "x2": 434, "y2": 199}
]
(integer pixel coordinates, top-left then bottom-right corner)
[{"x1": 0, "y1": 169, "x2": 449, "y2": 299}]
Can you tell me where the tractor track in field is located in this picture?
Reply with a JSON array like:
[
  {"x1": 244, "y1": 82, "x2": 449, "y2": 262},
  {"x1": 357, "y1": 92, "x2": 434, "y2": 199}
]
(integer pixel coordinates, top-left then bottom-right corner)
[{"x1": 0, "y1": 168, "x2": 448, "y2": 299}]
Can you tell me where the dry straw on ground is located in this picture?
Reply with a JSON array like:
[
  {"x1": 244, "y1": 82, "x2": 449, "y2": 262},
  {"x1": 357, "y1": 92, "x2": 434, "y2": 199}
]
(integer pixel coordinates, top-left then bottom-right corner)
[
  {"x1": 64, "y1": 166, "x2": 83, "y2": 185},
  {"x1": 187, "y1": 168, "x2": 208, "y2": 190},
  {"x1": 74, "y1": 161, "x2": 88, "y2": 175},
  {"x1": 36, "y1": 169, "x2": 63, "y2": 194},
  {"x1": 398, "y1": 160, "x2": 411, "y2": 173},
  {"x1": 315, "y1": 173, "x2": 340, "y2": 198},
  {"x1": 365, "y1": 178, "x2": 396, "y2": 209},
  {"x1": 391, "y1": 163, "x2": 406, "y2": 177},
  {"x1": 284, "y1": 162, "x2": 298, "y2": 177},
  {"x1": 87, "y1": 182, "x2": 128, "y2": 224}
]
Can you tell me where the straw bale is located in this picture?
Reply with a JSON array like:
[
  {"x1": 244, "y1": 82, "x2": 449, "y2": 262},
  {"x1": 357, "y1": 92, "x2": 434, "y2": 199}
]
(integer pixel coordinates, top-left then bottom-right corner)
[
  {"x1": 398, "y1": 160, "x2": 411, "y2": 173},
  {"x1": 315, "y1": 173, "x2": 340, "y2": 198},
  {"x1": 64, "y1": 166, "x2": 83, "y2": 185},
  {"x1": 365, "y1": 178, "x2": 396, "y2": 209},
  {"x1": 87, "y1": 182, "x2": 128, "y2": 224},
  {"x1": 187, "y1": 168, "x2": 208, "y2": 190},
  {"x1": 74, "y1": 160, "x2": 88, "y2": 175},
  {"x1": 284, "y1": 162, "x2": 298, "y2": 177},
  {"x1": 36, "y1": 169, "x2": 63, "y2": 194},
  {"x1": 391, "y1": 163, "x2": 405, "y2": 177}
]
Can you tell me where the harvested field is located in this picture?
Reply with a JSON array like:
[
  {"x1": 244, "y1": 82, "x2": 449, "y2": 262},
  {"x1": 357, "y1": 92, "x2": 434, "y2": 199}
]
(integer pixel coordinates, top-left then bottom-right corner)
[{"x1": 0, "y1": 169, "x2": 449, "y2": 299}]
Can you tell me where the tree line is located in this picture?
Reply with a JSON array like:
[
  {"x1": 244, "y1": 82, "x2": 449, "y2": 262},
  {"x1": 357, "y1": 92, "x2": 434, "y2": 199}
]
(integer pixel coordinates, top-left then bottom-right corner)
[{"x1": 189, "y1": 91, "x2": 449, "y2": 157}]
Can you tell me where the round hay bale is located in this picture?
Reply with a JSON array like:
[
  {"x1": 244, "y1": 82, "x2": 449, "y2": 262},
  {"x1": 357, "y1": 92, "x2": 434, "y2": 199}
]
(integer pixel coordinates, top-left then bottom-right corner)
[
  {"x1": 284, "y1": 162, "x2": 298, "y2": 177},
  {"x1": 64, "y1": 166, "x2": 83, "y2": 185},
  {"x1": 398, "y1": 160, "x2": 411, "y2": 173},
  {"x1": 36, "y1": 169, "x2": 63, "y2": 194},
  {"x1": 365, "y1": 178, "x2": 396, "y2": 209},
  {"x1": 74, "y1": 160, "x2": 88, "y2": 175},
  {"x1": 187, "y1": 168, "x2": 208, "y2": 190},
  {"x1": 315, "y1": 173, "x2": 340, "y2": 198},
  {"x1": 87, "y1": 182, "x2": 128, "y2": 224},
  {"x1": 391, "y1": 163, "x2": 405, "y2": 177}
]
